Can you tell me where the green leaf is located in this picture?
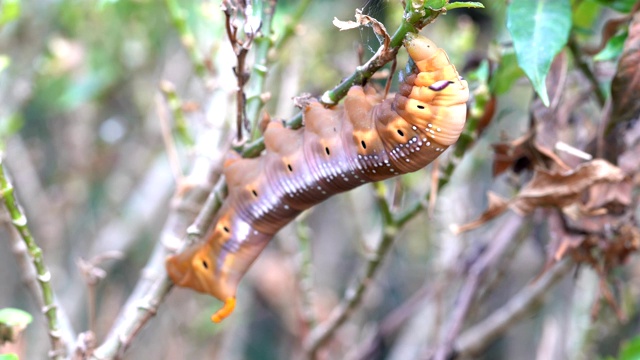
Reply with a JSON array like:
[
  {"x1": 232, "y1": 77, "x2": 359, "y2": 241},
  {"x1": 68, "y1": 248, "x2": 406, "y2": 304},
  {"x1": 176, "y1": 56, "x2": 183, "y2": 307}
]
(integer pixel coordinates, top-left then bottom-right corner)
[
  {"x1": 0, "y1": 308, "x2": 32, "y2": 345},
  {"x1": 594, "y1": 31, "x2": 628, "y2": 61},
  {"x1": 620, "y1": 336, "x2": 640, "y2": 360},
  {"x1": 0, "y1": 0, "x2": 21, "y2": 26},
  {"x1": 507, "y1": 0, "x2": 572, "y2": 106},
  {"x1": 490, "y1": 52, "x2": 526, "y2": 95},
  {"x1": 594, "y1": 0, "x2": 636, "y2": 13},
  {"x1": 0, "y1": 308, "x2": 33, "y2": 327},
  {"x1": 0, "y1": 354, "x2": 19, "y2": 360}
]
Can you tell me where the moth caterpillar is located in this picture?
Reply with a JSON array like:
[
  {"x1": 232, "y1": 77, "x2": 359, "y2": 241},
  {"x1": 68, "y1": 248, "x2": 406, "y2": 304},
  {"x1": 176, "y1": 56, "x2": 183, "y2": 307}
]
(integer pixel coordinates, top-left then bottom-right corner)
[{"x1": 166, "y1": 33, "x2": 469, "y2": 322}]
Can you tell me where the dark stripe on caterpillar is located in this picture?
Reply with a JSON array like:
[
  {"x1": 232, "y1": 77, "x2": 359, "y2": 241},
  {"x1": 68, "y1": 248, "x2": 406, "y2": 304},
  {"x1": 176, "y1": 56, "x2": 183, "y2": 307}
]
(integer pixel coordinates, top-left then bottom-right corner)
[{"x1": 165, "y1": 33, "x2": 469, "y2": 323}]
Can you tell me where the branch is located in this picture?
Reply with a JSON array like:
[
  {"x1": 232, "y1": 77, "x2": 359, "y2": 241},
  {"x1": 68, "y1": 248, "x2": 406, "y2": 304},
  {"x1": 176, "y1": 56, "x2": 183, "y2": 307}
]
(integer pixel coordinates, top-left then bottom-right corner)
[
  {"x1": 0, "y1": 155, "x2": 67, "y2": 359},
  {"x1": 453, "y1": 259, "x2": 573, "y2": 358},
  {"x1": 433, "y1": 214, "x2": 526, "y2": 360}
]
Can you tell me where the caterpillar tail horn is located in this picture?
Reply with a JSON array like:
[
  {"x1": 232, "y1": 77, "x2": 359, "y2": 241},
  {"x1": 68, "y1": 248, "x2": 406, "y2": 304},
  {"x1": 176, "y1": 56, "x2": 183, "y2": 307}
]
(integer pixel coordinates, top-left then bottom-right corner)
[{"x1": 211, "y1": 297, "x2": 236, "y2": 323}]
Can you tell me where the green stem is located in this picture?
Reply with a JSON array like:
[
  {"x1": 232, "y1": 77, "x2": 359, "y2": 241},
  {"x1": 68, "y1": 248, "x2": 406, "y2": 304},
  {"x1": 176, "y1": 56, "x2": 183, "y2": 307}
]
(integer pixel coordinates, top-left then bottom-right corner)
[
  {"x1": 160, "y1": 81, "x2": 195, "y2": 146},
  {"x1": 274, "y1": 0, "x2": 313, "y2": 51},
  {"x1": 305, "y1": 182, "x2": 398, "y2": 354},
  {"x1": 0, "y1": 155, "x2": 65, "y2": 359},
  {"x1": 247, "y1": 0, "x2": 278, "y2": 141},
  {"x1": 295, "y1": 217, "x2": 317, "y2": 329},
  {"x1": 164, "y1": 0, "x2": 208, "y2": 78},
  {"x1": 568, "y1": 36, "x2": 606, "y2": 107}
]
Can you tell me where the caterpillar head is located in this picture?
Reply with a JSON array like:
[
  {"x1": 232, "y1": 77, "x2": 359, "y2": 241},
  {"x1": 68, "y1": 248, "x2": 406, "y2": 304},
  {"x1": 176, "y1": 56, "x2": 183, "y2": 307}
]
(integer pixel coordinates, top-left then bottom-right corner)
[{"x1": 397, "y1": 33, "x2": 469, "y2": 146}]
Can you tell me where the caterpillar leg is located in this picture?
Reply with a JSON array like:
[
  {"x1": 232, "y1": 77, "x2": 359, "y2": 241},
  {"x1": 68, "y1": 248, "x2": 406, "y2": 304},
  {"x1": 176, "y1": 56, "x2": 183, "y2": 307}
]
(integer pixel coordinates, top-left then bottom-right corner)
[{"x1": 211, "y1": 297, "x2": 236, "y2": 323}]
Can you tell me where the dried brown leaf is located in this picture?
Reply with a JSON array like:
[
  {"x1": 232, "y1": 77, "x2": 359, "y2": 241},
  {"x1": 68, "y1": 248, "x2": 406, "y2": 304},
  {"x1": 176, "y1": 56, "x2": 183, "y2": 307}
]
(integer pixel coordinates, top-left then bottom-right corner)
[
  {"x1": 511, "y1": 159, "x2": 626, "y2": 214},
  {"x1": 456, "y1": 160, "x2": 627, "y2": 234},
  {"x1": 491, "y1": 132, "x2": 570, "y2": 177},
  {"x1": 333, "y1": 9, "x2": 390, "y2": 48}
]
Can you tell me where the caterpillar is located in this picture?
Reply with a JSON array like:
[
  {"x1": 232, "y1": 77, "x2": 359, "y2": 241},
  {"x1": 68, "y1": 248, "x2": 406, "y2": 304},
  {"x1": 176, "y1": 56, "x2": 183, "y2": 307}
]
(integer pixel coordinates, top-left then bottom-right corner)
[{"x1": 166, "y1": 33, "x2": 469, "y2": 323}]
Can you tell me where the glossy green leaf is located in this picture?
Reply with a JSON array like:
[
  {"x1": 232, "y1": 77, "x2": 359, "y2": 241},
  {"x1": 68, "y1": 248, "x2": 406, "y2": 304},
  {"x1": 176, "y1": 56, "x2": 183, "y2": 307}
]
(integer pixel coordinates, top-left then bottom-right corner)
[
  {"x1": 595, "y1": 31, "x2": 628, "y2": 61},
  {"x1": 507, "y1": 0, "x2": 572, "y2": 106},
  {"x1": 0, "y1": 0, "x2": 20, "y2": 26},
  {"x1": 0, "y1": 354, "x2": 19, "y2": 360},
  {"x1": 490, "y1": 52, "x2": 526, "y2": 95}
]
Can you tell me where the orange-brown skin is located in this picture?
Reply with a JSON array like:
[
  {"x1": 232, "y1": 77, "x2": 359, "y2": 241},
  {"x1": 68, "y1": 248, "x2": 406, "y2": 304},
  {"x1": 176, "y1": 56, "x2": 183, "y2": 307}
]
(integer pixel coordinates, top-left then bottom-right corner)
[{"x1": 166, "y1": 33, "x2": 469, "y2": 323}]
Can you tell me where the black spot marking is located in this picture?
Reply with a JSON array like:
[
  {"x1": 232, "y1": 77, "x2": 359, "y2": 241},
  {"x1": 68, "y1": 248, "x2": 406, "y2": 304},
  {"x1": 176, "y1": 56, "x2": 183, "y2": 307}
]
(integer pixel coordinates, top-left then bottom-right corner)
[
  {"x1": 223, "y1": 226, "x2": 230, "y2": 233},
  {"x1": 202, "y1": 260, "x2": 209, "y2": 269},
  {"x1": 361, "y1": 140, "x2": 367, "y2": 149},
  {"x1": 397, "y1": 129, "x2": 404, "y2": 137},
  {"x1": 287, "y1": 164, "x2": 293, "y2": 172},
  {"x1": 417, "y1": 105, "x2": 425, "y2": 109},
  {"x1": 252, "y1": 189, "x2": 258, "y2": 197},
  {"x1": 325, "y1": 147, "x2": 331, "y2": 155}
]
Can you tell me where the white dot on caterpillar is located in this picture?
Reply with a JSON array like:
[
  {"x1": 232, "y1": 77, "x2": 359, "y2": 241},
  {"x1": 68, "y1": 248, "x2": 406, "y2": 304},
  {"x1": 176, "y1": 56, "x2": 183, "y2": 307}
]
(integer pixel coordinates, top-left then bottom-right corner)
[
  {"x1": 284, "y1": 205, "x2": 290, "y2": 210},
  {"x1": 390, "y1": 168, "x2": 395, "y2": 172},
  {"x1": 426, "y1": 141, "x2": 431, "y2": 146},
  {"x1": 437, "y1": 127, "x2": 441, "y2": 132},
  {"x1": 405, "y1": 159, "x2": 410, "y2": 162},
  {"x1": 316, "y1": 186, "x2": 321, "y2": 190},
  {"x1": 416, "y1": 147, "x2": 421, "y2": 151},
  {"x1": 423, "y1": 137, "x2": 427, "y2": 142},
  {"x1": 372, "y1": 170, "x2": 376, "y2": 173},
  {"x1": 412, "y1": 126, "x2": 417, "y2": 130},
  {"x1": 254, "y1": 230, "x2": 259, "y2": 235},
  {"x1": 322, "y1": 191, "x2": 327, "y2": 194},
  {"x1": 360, "y1": 180, "x2": 366, "y2": 183},
  {"x1": 430, "y1": 130, "x2": 435, "y2": 134},
  {"x1": 428, "y1": 124, "x2": 433, "y2": 128}
]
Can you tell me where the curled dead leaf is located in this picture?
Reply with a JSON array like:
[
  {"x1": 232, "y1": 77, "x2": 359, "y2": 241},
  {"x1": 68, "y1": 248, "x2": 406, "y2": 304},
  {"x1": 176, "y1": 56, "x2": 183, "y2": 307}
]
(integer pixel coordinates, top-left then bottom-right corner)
[{"x1": 455, "y1": 159, "x2": 627, "y2": 233}]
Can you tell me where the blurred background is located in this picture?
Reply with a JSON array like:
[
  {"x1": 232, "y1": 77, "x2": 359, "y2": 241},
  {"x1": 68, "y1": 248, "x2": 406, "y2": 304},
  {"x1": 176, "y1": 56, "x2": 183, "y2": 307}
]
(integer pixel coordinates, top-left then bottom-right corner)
[{"x1": 1, "y1": 0, "x2": 640, "y2": 359}]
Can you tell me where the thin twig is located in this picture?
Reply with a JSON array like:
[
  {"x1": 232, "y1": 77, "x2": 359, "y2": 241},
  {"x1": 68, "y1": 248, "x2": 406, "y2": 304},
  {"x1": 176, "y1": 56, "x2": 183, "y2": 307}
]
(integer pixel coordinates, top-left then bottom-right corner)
[
  {"x1": 453, "y1": 259, "x2": 573, "y2": 358},
  {"x1": 223, "y1": 0, "x2": 256, "y2": 142},
  {"x1": 0, "y1": 155, "x2": 67, "y2": 359},
  {"x1": 433, "y1": 214, "x2": 526, "y2": 360}
]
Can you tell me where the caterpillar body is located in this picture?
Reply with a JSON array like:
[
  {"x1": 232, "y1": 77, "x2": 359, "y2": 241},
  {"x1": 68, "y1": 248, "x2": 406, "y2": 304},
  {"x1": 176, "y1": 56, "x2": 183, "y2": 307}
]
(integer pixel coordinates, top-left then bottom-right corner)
[{"x1": 166, "y1": 33, "x2": 469, "y2": 322}]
